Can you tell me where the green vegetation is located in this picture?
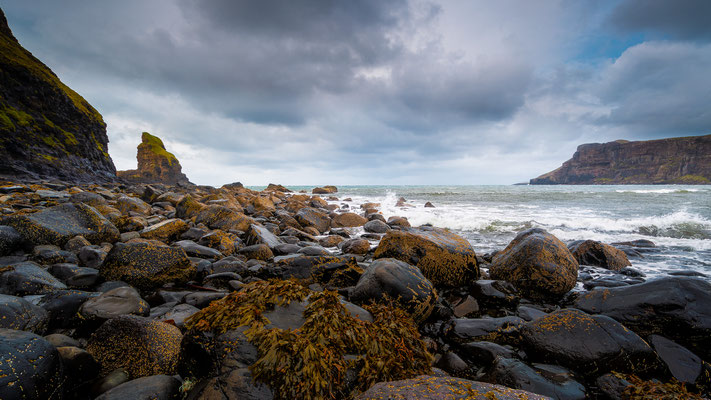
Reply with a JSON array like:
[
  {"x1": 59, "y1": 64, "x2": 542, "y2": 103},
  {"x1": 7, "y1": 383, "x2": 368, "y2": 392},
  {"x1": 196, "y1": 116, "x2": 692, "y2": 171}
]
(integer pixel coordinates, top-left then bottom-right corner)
[
  {"x1": 0, "y1": 32, "x2": 104, "y2": 124},
  {"x1": 141, "y1": 132, "x2": 178, "y2": 165},
  {"x1": 594, "y1": 178, "x2": 613, "y2": 184},
  {"x1": 41, "y1": 136, "x2": 59, "y2": 147},
  {"x1": 185, "y1": 279, "x2": 433, "y2": 400},
  {"x1": 676, "y1": 175, "x2": 710, "y2": 184},
  {"x1": 0, "y1": 109, "x2": 14, "y2": 130},
  {"x1": 2, "y1": 104, "x2": 33, "y2": 127}
]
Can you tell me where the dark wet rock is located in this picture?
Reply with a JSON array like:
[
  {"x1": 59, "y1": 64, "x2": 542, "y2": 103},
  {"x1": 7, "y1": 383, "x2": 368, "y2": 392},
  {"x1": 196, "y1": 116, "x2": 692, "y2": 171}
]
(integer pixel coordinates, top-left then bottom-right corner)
[
  {"x1": 96, "y1": 374, "x2": 182, "y2": 400},
  {"x1": 91, "y1": 369, "x2": 131, "y2": 398},
  {"x1": 435, "y1": 351, "x2": 469, "y2": 377},
  {"x1": 424, "y1": 201, "x2": 435, "y2": 208},
  {"x1": 4, "y1": 203, "x2": 120, "y2": 246},
  {"x1": 0, "y1": 328, "x2": 64, "y2": 400},
  {"x1": 451, "y1": 295, "x2": 479, "y2": 318},
  {"x1": 64, "y1": 235, "x2": 91, "y2": 253},
  {"x1": 374, "y1": 226, "x2": 479, "y2": 287},
  {"x1": 574, "y1": 277, "x2": 711, "y2": 361},
  {"x1": 470, "y1": 279, "x2": 519, "y2": 311},
  {"x1": 386, "y1": 216, "x2": 411, "y2": 228},
  {"x1": 489, "y1": 228, "x2": 578, "y2": 300},
  {"x1": 582, "y1": 275, "x2": 643, "y2": 290},
  {"x1": 459, "y1": 341, "x2": 515, "y2": 367},
  {"x1": 87, "y1": 315, "x2": 182, "y2": 378},
  {"x1": 340, "y1": 238, "x2": 371, "y2": 255},
  {"x1": 298, "y1": 245, "x2": 332, "y2": 256},
  {"x1": 139, "y1": 218, "x2": 189, "y2": 242},
  {"x1": 668, "y1": 270, "x2": 708, "y2": 277},
  {"x1": 0, "y1": 294, "x2": 48, "y2": 333},
  {"x1": 204, "y1": 272, "x2": 243, "y2": 290},
  {"x1": 57, "y1": 346, "x2": 99, "y2": 390},
  {"x1": 350, "y1": 258, "x2": 437, "y2": 322},
  {"x1": 280, "y1": 227, "x2": 317, "y2": 242},
  {"x1": 295, "y1": 207, "x2": 331, "y2": 233},
  {"x1": 245, "y1": 223, "x2": 282, "y2": 249},
  {"x1": 174, "y1": 240, "x2": 223, "y2": 259},
  {"x1": 649, "y1": 334, "x2": 703, "y2": 384},
  {"x1": 485, "y1": 358, "x2": 586, "y2": 400},
  {"x1": 331, "y1": 212, "x2": 367, "y2": 228},
  {"x1": 520, "y1": 308, "x2": 659, "y2": 377},
  {"x1": 450, "y1": 316, "x2": 525, "y2": 343},
  {"x1": 367, "y1": 213, "x2": 386, "y2": 222},
  {"x1": 186, "y1": 367, "x2": 273, "y2": 400},
  {"x1": 237, "y1": 243, "x2": 273, "y2": 261},
  {"x1": 272, "y1": 243, "x2": 301, "y2": 256},
  {"x1": 619, "y1": 267, "x2": 645, "y2": 277},
  {"x1": 0, "y1": 225, "x2": 23, "y2": 256},
  {"x1": 319, "y1": 235, "x2": 345, "y2": 248},
  {"x1": 100, "y1": 242, "x2": 194, "y2": 291},
  {"x1": 180, "y1": 227, "x2": 208, "y2": 241},
  {"x1": 78, "y1": 245, "x2": 108, "y2": 269},
  {"x1": 568, "y1": 240, "x2": 631, "y2": 271},
  {"x1": 516, "y1": 305, "x2": 548, "y2": 322},
  {"x1": 152, "y1": 303, "x2": 199, "y2": 328},
  {"x1": 195, "y1": 205, "x2": 252, "y2": 232},
  {"x1": 363, "y1": 219, "x2": 390, "y2": 233},
  {"x1": 180, "y1": 326, "x2": 258, "y2": 379},
  {"x1": 611, "y1": 239, "x2": 656, "y2": 248},
  {"x1": 79, "y1": 286, "x2": 149, "y2": 320},
  {"x1": 96, "y1": 280, "x2": 130, "y2": 293},
  {"x1": 31, "y1": 246, "x2": 78, "y2": 265},
  {"x1": 210, "y1": 257, "x2": 248, "y2": 275},
  {"x1": 44, "y1": 333, "x2": 80, "y2": 348},
  {"x1": 0, "y1": 261, "x2": 67, "y2": 295},
  {"x1": 595, "y1": 373, "x2": 633, "y2": 400},
  {"x1": 38, "y1": 289, "x2": 99, "y2": 329},
  {"x1": 184, "y1": 292, "x2": 228, "y2": 309},
  {"x1": 355, "y1": 375, "x2": 550, "y2": 399}
]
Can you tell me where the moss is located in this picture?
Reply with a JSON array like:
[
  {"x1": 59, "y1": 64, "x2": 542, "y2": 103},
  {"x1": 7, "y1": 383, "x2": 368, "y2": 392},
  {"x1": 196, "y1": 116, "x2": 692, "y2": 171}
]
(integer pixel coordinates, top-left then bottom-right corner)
[
  {"x1": 594, "y1": 178, "x2": 613, "y2": 184},
  {"x1": 676, "y1": 175, "x2": 710, "y2": 184},
  {"x1": 0, "y1": 33, "x2": 104, "y2": 124},
  {"x1": 41, "y1": 136, "x2": 59, "y2": 148},
  {"x1": 3, "y1": 105, "x2": 33, "y2": 126},
  {"x1": 40, "y1": 154, "x2": 57, "y2": 162},
  {"x1": 0, "y1": 109, "x2": 14, "y2": 130},
  {"x1": 141, "y1": 132, "x2": 178, "y2": 166},
  {"x1": 62, "y1": 130, "x2": 78, "y2": 146},
  {"x1": 184, "y1": 280, "x2": 433, "y2": 400}
]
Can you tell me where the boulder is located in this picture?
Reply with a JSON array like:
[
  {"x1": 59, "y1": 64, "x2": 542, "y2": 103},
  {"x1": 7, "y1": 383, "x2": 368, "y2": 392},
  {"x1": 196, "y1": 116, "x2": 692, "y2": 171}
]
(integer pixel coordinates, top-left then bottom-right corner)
[
  {"x1": 363, "y1": 219, "x2": 390, "y2": 233},
  {"x1": 245, "y1": 223, "x2": 282, "y2": 249},
  {"x1": 0, "y1": 294, "x2": 48, "y2": 333},
  {"x1": 574, "y1": 277, "x2": 711, "y2": 361},
  {"x1": 450, "y1": 316, "x2": 525, "y2": 343},
  {"x1": 100, "y1": 242, "x2": 194, "y2": 291},
  {"x1": 489, "y1": 228, "x2": 578, "y2": 300},
  {"x1": 386, "y1": 216, "x2": 411, "y2": 228},
  {"x1": 312, "y1": 185, "x2": 338, "y2": 194},
  {"x1": 331, "y1": 212, "x2": 367, "y2": 228},
  {"x1": 80, "y1": 286, "x2": 150, "y2": 320},
  {"x1": 116, "y1": 196, "x2": 152, "y2": 215},
  {"x1": 139, "y1": 218, "x2": 189, "y2": 242},
  {"x1": 340, "y1": 238, "x2": 370, "y2": 255},
  {"x1": 0, "y1": 329, "x2": 64, "y2": 400},
  {"x1": 87, "y1": 315, "x2": 182, "y2": 378},
  {"x1": 0, "y1": 225, "x2": 23, "y2": 256},
  {"x1": 48, "y1": 263, "x2": 99, "y2": 288},
  {"x1": 295, "y1": 207, "x2": 331, "y2": 233},
  {"x1": 350, "y1": 258, "x2": 437, "y2": 322},
  {"x1": 179, "y1": 326, "x2": 258, "y2": 379},
  {"x1": 485, "y1": 358, "x2": 586, "y2": 400},
  {"x1": 355, "y1": 375, "x2": 550, "y2": 399},
  {"x1": 95, "y1": 374, "x2": 182, "y2": 400},
  {"x1": 0, "y1": 261, "x2": 67, "y2": 295},
  {"x1": 57, "y1": 346, "x2": 100, "y2": 392},
  {"x1": 319, "y1": 235, "x2": 345, "y2": 248},
  {"x1": 198, "y1": 230, "x2": 238, "y2": 256},
  {"x1": 175, "y1": 195, "x2": 204, "y2": 219},
  {"x1": 649, "y1": 335, "x2": 703, "y2": 384},
  {"x1": 194, "y1": 205, "x2": 252, "y2": 232},
  {"x1": 237, "y1": 243, "x2": 273, "y2": 261},
  {"x1": 38, "y1": 289, "x2": 99, "y2": 329},
  {"x1": 568, "y1": 240, "x2": 631, "y2": 271},
  {"x1": 4, "y1": 203, "x2": 120, "y2": 246},
  {"x1": 174, "y1": 240, "x2": 223, "y2": 259},
  {"x1": 152, "y1": 303, "x2": 199, "y2": 329},
  {"x1": 186, "y1": 368, "x2": 273, "y2": 400},
  {"x1": 373, "y1": 226, "x2": 479, "y2": 287},
  {"x1": 78, "y1": 245, "x2": 108, "y2": 269},
  {"x1": 520, "y1": 309, "x2": 659, "y2": 377}
]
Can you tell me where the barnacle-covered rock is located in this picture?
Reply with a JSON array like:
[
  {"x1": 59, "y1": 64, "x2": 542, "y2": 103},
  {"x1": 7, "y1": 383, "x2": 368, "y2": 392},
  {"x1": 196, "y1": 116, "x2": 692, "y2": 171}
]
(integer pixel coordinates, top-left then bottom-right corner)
[
  {"x1": 4, "y1": 202, "x2": 120, "y2": 246},
  {"x1": 294, "y1": 207, "x2": 331, "y2": 233},
  {"x1": 0, "y1": 328, "x2": 64, "y2": 400},
  {"x1": 139, "y1": 218, "x2": 189, "y2": 242},
  {"x1": 489, "y1": 228, "x2": 577, "y2": 300},
  {"x1": 0, "y1": 294, "x2": 48, "y2": 333},
  {"x1": 99, "y1": 242, "x2": 194, "y2": 291},
  {"x1": 87, "y1": 315, "x2": 182, "y2": 378},
  {"x1": 194, "y1": 205, "x2": 252, "y2": 232},
  {"x1": 350, "y1": 258, "x2": 437, "y2": 323},
  {"x1": 331, "y1": 212, "x2": 367, "y2": 228},
  {"x1": 568, "y1": 239, "x2": 631, "y2": 271},
  {"x1": 0, "y1": 261, "x2": 67, "y2": 295},
  {"x1": 373, "y1": 226, "x2": 479, "y2": 287}
]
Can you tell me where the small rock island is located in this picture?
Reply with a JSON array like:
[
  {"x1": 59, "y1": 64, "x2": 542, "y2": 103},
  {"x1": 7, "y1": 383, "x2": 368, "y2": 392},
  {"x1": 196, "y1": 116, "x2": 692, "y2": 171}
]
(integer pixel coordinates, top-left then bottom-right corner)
[{"x1": 531, "y1": 135, "x2": 711, "y2": 185}]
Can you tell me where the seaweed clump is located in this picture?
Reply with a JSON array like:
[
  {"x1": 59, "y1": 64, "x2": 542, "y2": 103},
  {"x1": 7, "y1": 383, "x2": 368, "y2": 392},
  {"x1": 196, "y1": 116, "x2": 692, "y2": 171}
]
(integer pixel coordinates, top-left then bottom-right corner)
[
  {"x1": 611, "y1": 373, "x2": 706, "y2": 400},
  {"x1": 184, "y1": 279, "x2": 433, "y2": 399}
]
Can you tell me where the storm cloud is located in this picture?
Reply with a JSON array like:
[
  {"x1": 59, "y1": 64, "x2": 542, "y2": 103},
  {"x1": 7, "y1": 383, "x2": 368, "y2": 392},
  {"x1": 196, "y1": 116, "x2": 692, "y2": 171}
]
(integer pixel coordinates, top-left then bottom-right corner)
[{"x1": 2, "y1": 0, "x2": 709, "y2": 185}]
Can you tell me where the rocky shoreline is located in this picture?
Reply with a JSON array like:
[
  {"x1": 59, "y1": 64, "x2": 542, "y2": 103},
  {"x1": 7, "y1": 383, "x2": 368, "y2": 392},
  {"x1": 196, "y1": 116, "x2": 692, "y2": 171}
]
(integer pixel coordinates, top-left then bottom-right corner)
[{"x1": 0, "y1": 180, "x2": 709, "y2": 400}]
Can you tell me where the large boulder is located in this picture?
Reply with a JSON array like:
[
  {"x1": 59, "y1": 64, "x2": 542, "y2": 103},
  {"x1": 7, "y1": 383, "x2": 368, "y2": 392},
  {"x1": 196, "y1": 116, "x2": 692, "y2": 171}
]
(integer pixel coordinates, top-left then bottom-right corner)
[
  {"x1": 295, "y1": 207, "x2": 331, "y2": 233},
  {"x1": 0, "y1": 329, "x2": 64, "y2": 400},
  {"x1": 568, "y1": 240, "x2": 631, "y2": 271},
  {"x1": 356, "y1": 375, "x2": 550, "y2": 400},
  {"x1": 139, "y1": 219, "x2": 189, "y2": 242},
  {"x1": 79, "y1": 286, "x2": 150, "y2": 321},
  {"x1": 574, "y1": 277, "x2": 711, "y2": 361},
  {"x1": 485, "y1": 358, "x2": 586, "y2": 400},
  {"x1": 87, "y1": 315, "x2": 182, "y2": 378},
  {"x1": 245, "y1": 223, "x2": 282, "y2": 249},
  {"x1": 194, "y1": 205, "x2": 252, "y2": 232},
  {"x1": 0, "y1": 225, "x2": 23, "y2": 256},
  {"x1": 0, "y1": 261, "x2": 67, "y2": 295},
  {"x1": 350, "y1": 258, "x2": 437, "y2": 322},
  {"x1": 489, "y1": 228, "x2": 578, "y2": 300},
  {"x1": 99, "y1": 242, "x2": 194, "y2": 291},
  {"x1": 312, "y1": 186, "x2": 337, "y2": 194},
  {"x1": 373, "y1": 226, "x2": 479, "y2": 287},
  {"x1": 38, "y1": 289, "x2": 99, "y2": 329},
  {"x1": 331, "y1": 212, "x2": 367, "y2": 228},
  {"x1": 4, "y1": 203, "x2": 120, "y2": 246},
  {"x1": 95, "y1": 374, "x2": 182, "y2": 400},
  {"x1": 520, "y1": 309, "x2": 660, "y2": 377},
  {"x1": 0, "y1": 294, "x2": 48, "y2": 333}
]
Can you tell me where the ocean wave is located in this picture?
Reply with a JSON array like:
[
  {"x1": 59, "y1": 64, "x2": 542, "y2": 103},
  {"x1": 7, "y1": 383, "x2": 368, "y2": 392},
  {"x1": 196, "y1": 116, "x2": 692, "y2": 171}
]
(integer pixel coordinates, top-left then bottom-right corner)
[{"x1": 615, "y1": 188, "x2": 701, "y2": 194}]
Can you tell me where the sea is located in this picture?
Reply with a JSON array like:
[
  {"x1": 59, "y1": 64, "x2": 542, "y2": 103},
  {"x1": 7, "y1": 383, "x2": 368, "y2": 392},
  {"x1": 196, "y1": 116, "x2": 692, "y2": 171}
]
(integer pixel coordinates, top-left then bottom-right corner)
[{"x1": 251, "y1": 185, "x2": 711, "y2": 281}]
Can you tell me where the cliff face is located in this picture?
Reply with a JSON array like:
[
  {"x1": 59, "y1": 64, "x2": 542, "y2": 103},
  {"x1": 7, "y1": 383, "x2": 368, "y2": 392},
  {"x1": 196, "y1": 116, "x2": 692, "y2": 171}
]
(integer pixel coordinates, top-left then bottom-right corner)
[
  {"x1": 530, "y1": 135, "x2": 711, "y2": 185},
  {"x1": 0, "y1": 8, "x2": 116, "y2": 182},
  {"x1": 117, "y1": 132, "x2": 192, "y2": 185}
]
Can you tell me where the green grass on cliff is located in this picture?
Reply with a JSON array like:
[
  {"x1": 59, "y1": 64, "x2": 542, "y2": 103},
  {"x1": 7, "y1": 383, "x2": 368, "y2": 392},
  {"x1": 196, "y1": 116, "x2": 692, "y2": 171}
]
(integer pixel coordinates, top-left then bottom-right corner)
[
  {"x1": 141, "y1": 131, "x2": 178, "y2": 166},
  {"x1": 0, "y1": 31, "x2": 104, "y2": 125}
]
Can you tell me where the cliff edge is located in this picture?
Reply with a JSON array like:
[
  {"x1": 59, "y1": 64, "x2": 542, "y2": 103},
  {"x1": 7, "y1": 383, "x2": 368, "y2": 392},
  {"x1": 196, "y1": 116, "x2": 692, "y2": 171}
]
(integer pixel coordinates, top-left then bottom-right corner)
[
  {"x1": 0, "y1": 8, "x2": 116, "y2": 182},
  {"x1": 117, "y1": 132, "x2": 192, "y2": 185},
  {"x1": 530, "y1": 135, "x2": 711, "y2": 185}
]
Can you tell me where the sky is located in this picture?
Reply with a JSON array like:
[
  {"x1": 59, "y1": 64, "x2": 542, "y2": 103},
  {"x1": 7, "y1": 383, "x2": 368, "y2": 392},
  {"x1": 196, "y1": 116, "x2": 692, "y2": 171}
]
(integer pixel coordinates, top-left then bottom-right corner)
[{"x1": 2, "y1": 0, "x2": 710, "y2": 186}]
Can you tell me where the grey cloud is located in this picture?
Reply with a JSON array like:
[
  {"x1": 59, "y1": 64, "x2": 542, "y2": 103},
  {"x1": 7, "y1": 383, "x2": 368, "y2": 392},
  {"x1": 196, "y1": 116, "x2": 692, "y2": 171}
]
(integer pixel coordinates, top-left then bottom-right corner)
[{"x1": 609, "y1": 0, "x2": 711, "y2": 41}]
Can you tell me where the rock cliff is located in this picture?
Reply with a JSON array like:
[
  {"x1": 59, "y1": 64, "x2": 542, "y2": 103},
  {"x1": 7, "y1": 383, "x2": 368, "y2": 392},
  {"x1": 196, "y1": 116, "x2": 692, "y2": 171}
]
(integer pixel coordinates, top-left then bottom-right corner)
[
  {"x1": 117, "y1": 132, "x2": 192, "y2": 185},
  {"x1": 530, "y1": 135, "x2": 711, "y2": 185},
  {"x1": 0, "y1": 8, "x2": 116, "y2": 182}
]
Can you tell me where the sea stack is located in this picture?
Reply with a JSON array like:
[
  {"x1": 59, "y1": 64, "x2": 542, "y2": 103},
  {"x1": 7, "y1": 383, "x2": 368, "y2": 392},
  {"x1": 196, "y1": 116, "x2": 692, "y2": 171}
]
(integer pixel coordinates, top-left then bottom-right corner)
[
  {"x1": 117, "y1": 132, "x2": 192, "y2": 185},
  {"x1": 531, "y1": 135, "x2": 711, "y2": 185},
  {"x1": 0, "y1": 8, "x2": 116, "y2": 182}
]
